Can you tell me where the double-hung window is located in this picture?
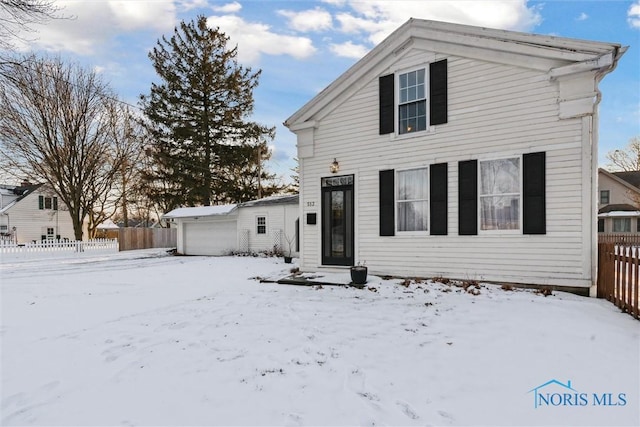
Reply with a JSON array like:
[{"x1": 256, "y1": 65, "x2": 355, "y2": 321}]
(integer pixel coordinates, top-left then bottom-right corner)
[
  {"x1": 398, "y1": 69, "x2": 427, "y2": 134},
  {"x1": 256, "y1": 216, "x2": 266, "y2": 234},
  {"x1": 38, "y1": 195, "x2": 58, "y2": 210},
  {"x1": 479, "y1": 158, "x2": 520, "y2": 230},
  {"x1": 600, "y1": 190, "x2": 610, "y2": 205},
  {"x1": 397, "y1": 167, "x2": 429, "y2": 232}
]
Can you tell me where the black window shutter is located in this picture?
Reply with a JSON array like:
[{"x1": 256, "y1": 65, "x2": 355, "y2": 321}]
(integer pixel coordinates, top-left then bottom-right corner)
[
  {"x1": 429, "y1": 59, "x2": 448, "y2": 126},
  {"x1": 379, "y1": 74, "x2": 395, "y2": 135},
  {"x1": 53, "y1": 197, "x2": 58, "y2": 211},
  {"x1": 379, "y1": 169, "x2": 395, "y2": 236},
  {"x1": 458, "y1": 160, "x2": 477, "y2": 235},
  {"x1": 430, "y1": 163, "x2": 448, "y2": 235},
  {"x1": 38, "y1": 195, "x2": 44, "y2": 210},
  {"x1": 523, "y1": 152, "x2": 546, "y2": 234}
]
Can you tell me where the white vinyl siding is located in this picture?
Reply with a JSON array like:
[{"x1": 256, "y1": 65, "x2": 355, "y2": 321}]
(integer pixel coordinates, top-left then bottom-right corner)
[
  {"x1": 236, "y1": 204, "x2": 299, "y2": 255},
  {"x1": 297, "y1": 51, "x2": 593, "y2": 288}
]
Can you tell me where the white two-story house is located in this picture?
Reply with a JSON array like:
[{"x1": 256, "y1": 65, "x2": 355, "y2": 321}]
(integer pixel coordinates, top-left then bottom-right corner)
[
  {"x1": 0, "y1": 182, "x2": 76, "y2": 243},
  {"x1": 285, "y1": 19, "x2": 625, "y2": 296}
]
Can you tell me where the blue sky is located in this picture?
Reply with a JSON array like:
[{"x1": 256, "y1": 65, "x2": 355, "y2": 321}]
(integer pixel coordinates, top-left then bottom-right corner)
[{"x1": 10, "y1": 0, "x2": 640, "y2": 182}]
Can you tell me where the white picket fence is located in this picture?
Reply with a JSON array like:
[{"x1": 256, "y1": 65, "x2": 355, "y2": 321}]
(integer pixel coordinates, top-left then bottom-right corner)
[{"x1": 0, "y1": 238, "x2": 118, "y2": 254}]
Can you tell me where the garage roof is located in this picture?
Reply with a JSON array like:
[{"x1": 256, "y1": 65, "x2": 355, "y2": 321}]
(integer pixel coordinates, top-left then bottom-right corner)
[
  {"x1": 239, "y1": 194, "x2": 299, "y2": 208},
  {"x1": 163, "y1": 204, "x2": 237, "y2": 219}
]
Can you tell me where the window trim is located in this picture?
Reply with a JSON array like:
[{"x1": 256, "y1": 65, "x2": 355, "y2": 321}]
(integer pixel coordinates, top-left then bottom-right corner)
[
  {"x1": 394, "y1": 65, "x2": 432, "y2": 138},
  {"x1": 395, "y1": 166, "x2": 430, "y2": 235},
  {"x1": 478, "y1": 156, "x2": 522, "y2": 234},
  {"x1": 599, "y1": 190, "x2": 610, "y2": 205},
  {"x1": 256, "y1": 215, "x2": 267, "y2": 235}
]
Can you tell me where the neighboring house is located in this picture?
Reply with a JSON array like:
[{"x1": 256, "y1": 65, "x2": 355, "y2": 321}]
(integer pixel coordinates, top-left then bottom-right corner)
[
  {"x1": 284, "y1": 19, "x2": 625, "y2": 295},
  {"x1": 96, "y1": 219, "x2": 120, "y2": 239},
  {"x1": 598, "y1": 169, "x2": 640, "y2": 233},
  {"x1": 163, "y1": 194, "x2": 299, "y2": 256},
  {"x1": 0, "y1": 182, "x2": 76, "y2": 243}
]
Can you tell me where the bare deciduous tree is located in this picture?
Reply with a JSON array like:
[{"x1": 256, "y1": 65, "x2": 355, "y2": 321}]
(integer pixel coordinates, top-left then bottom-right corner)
[
  {"x1": 0, "y1": 54, "x2": 136, "y2": 240},
  {"x1": 606, "y1": 136, "x2": 640, "y2": 172},
  {"x1": 0, "y1": 0, "x2": 62, "y2": 50},
  {"x1": 86, "y1": 104, "x2": 147, "y2": 237}
]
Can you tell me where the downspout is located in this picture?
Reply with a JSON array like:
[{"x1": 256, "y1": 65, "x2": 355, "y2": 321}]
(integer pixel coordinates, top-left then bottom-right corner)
[{"x1": 590, "y1": 45, "x2": 627, "y2": 296}]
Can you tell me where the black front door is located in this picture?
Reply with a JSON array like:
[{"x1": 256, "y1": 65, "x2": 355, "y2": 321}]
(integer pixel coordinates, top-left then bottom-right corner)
[{"x1": 321, "y1": 175, "x2": 354, "y2": 266}]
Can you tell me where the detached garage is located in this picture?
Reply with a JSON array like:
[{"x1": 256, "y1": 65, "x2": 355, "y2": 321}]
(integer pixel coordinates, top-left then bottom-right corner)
[
  {"x1": 163, "y1": 205, "x2": 238, "y2": 256},
  {"x1": 163, "y1": 195, "x2": 300, "y2": 257}
]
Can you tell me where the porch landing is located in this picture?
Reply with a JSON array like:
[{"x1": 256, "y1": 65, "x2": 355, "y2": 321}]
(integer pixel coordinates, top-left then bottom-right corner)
[{"x1": 261, "y1": 271, "x2": 362, "y2": 287}]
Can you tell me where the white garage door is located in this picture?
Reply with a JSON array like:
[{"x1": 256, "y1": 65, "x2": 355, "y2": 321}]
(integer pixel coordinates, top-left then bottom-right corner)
[{"x1": 183, "y1": 220, "x2": 237, "y2": 255}]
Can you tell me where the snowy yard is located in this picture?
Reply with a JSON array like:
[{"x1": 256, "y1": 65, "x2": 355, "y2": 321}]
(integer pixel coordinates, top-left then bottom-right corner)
[{"x1": 1, "y1": 250, "x2": 638, "y2": 426}]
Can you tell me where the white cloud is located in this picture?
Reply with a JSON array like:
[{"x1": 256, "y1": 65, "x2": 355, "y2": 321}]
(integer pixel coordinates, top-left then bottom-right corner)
[
  {"x1": 629, "y1": 1, "x2": 640, "y2": 29},
  {"x1": 278, "y1": 7, "x2": 333, "y2": 32},
  {"x1": 207, "y1": 15, "x2": 316, "y2": 64},
  {"x1": 12, "y1": 0, "x2": 177, "y2": 55},
  {"x1": 108, "y1": 1, "x2": 177, "y2": 31},
  {"x1": 335, "y1": 0, "x2": 542, "y2": 45},
  {"x1": 321, "y1": 0, "x2": 347, "y2": 6},
  {"x1": 577, "y1": 12, "x2": 589, "y2": 21},
  {"x1": 178, "y1": 0, "x2": 210, "y2": 11},
  {"x1": 211, "y1": 1, "x2": 242, "y2": 14},
  {"x1": 329, "y1": 41, "x2": 370, "y2": 59}
]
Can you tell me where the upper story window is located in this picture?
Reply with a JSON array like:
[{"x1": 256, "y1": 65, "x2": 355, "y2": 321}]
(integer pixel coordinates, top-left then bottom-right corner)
[
  {"x1": 379, "y1": 59, "x2": 448, "y2": 136},
  {"x1": 38, "y1": 195, "x2": 58, "y2": 210},
  {"x1": 398, "y1": 69, "x2": 427, "y2": 134},
  {"x1": 479, "y1": 158, "x2": 520, "y2": 231},
  {"x1": 397, "y1": 167, "x2": 428, "y2": 232},
  {"x1": 599, "y1": 190, "x2": 610, "y2": 205},
  {"x1": 256, "y1": 216, "x2": 266, "y2": 234}
]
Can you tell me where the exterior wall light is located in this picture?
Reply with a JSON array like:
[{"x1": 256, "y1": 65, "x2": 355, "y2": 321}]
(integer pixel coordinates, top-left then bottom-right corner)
[{"x1": 330, "y1": 158, "x2": 340, "y2": 174}]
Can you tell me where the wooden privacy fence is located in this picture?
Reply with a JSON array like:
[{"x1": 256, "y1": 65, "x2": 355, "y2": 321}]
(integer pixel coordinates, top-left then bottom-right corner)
[
  {"x1": 118, "y1": 227, "x2": 177, "y2": 251},
  {"x1": 597, "y1": 241, "x2": 640, "y2": 320}
]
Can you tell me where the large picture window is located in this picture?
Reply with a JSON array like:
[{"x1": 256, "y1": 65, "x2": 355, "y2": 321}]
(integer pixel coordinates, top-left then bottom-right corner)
[
  {"x1": 480, "y1": 158, "x2": 520, "y2": 230},
  {"x1": 397, "y1": 168, "x2": 428, "y2": 232},
  {"x1": 398, "y1": 69, "x2": 426, "y2": 134}
]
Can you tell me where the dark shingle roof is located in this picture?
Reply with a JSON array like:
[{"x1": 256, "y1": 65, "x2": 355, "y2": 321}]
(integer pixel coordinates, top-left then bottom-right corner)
[
  {"x1": 599, "y1": 204, "x2": 639, "y2": 214},
  {"x1": 239, "y1": 194, "x2": 299, "y2": 208},
  {"x1": 612, "y1": 171, "x2": 640, "y2": 189}
]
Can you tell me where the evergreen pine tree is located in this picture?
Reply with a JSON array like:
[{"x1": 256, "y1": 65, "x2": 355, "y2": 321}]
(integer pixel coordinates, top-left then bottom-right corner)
[{"x1": 141, "y1": 15, "x2": 275, "y2": 208}]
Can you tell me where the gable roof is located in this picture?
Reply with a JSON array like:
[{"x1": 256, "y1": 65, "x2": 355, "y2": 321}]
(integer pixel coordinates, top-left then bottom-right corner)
[
  {"x1": 599, "y1": 168, "x2": 640, "y2": 196},
  {"x1": 0, "y1": 183, "x2": 45, "y2": 213},
  {"x1": 284, "y1": 18, "x2": 624, "y2": 129},
  {"x1": 239, "y1": 194, "x2": 299, "y2": 208},
  {"x1": 611, "y1": 171, "x2": 640, "y2": 189},
  {"x1": 163, "y1": 204, "x2": 238, "y2": 219}
]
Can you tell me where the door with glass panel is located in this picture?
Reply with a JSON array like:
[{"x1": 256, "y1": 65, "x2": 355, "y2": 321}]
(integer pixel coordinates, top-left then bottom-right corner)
[{"x1": 321, "y1": 175, "x2": 354, "y2": 266}]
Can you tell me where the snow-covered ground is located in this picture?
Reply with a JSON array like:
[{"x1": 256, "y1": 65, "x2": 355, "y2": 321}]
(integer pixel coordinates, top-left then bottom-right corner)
[{"x1": 1, "y1": 250, "x2": 638, "y2": 426}]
